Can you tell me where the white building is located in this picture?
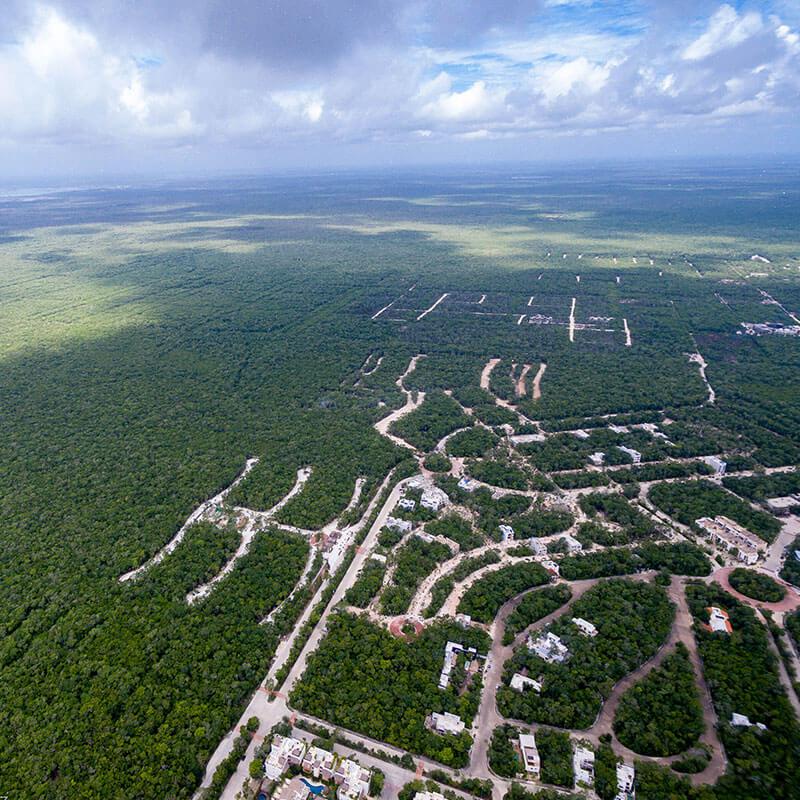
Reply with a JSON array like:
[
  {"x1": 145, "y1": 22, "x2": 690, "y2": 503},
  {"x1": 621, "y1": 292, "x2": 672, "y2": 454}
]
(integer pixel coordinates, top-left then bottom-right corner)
[
  {"x1": 510, "y1": 673, "x2": 542, "y2": 693},
  {"x1": 370, "y1": 552, "x2": 387, "y2": 564},
  {"x1": 518, "y1": 733, "x2": 541, "y2": 777},
  {"x1": 510, "y1": 433, "x2": 547, "y2": 445},
  {"x1": 430, "y1": 711, "x2": 465, "y2": 735},
  {"x1": 609, "y1": 424, "x2": 629, "y2": 434},
  {"x1": 707, "y1": 606, "x2": 732, "y2": 634},
  {"x1": 765, "y1": 496, "x2": 799, "y2": 516},
  {"x1": 541, "y1": 559, "x2": 560, "y2": 577},
  {"x1": 617, "y1": 446, "x2": 642, "y2": 464},
  {"x1": 398, "y1": 498, "x2": 416, "y2": 511},
  {"x1": 614, "y1": 763, "x2": 635, "y2": 800},
  {"x1": 335, "y1": 758, "x2": 372, "y2": 800},
  {"x1": 302, "y1": 745, "x2": 336, "y2": 780},
  {"x1": 573, "y1": 745, "x2": 595, "y2": 788},
  {"x1": 421, "y1": 486, "x2": 449, "y2": 512},
  {"x1": 499, "y1": 524, "x2": 515, "y2": 542},
  {"x1": 385, "y1": 516, "x2": 413, "y2": 534},
  {"x1": 561, "y1": 534, "x2": 583, "y2": 554},
  {"x1": 695, "y1": 516, "x2": 762, "y2": 565},
  {"x1": 439, "y1": 641, "x2": 480, "y2": 689},
  {"x1": 589, "y1": 452, "x2": 606, "y2": 466},
  {"x1": 703, "y1": 456, "x2": 727, "y2": 476},
  {"x1": 414, "y1": 792, "x2": 447, "y2": 800},
  {"x1": 528, "y1": 631, "x2": 570, "y2": 663},
  {"x1": 572, "y1": 617, "x2": 598, "y2": 637},
  {"x1": 529, "y1": 539, "x2": 548, "y2": 556},
  {"x1": 264, "y1": 735, "x2": 305, "y2": 781},
  {"x1": 458, "y1": 476, "x2": 476, "y2": 492},
  {"x1": 573, "y1": 429, "x2": 590, "y2": 440},
  {"x1": 730, "y1": 713, "x2": 767, "y2": 731}
]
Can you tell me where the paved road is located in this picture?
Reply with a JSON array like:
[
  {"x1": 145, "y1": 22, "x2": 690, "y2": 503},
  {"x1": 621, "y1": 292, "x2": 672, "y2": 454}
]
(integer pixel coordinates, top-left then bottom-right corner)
[{"x1": 207, "y1": 475, "x2": 413, "y2": 800}]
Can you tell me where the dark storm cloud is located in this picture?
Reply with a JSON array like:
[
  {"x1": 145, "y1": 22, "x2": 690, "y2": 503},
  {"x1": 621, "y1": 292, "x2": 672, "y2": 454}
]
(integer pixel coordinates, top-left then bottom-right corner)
[{"x1": 2, "y1": 0, "x2": 543, "y2": 71}]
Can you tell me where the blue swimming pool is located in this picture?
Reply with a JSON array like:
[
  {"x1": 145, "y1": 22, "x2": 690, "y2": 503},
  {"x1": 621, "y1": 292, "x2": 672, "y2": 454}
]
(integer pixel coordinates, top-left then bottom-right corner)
[{"x1": 301, "y1": 777, "x2": 325, "y2": 795}]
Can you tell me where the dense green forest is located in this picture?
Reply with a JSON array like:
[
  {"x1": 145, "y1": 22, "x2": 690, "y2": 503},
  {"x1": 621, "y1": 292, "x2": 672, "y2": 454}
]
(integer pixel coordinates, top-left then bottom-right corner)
[
  {"x1": 3, "y1": 166, "x2": 800, "y2": 798},
  {"x1": 502, "y1": 585, "x2": 573, "y2": 645},
  {"x1": 686, "y1": 583, "x2": 800, "y2": 799},
  {"x1": 613, "y1": 643, "x2": 704, "y2": 756},
  {"x1": 457, "y1": 562, "x2": 550, "y2": 623},
  {"x1": 497, "y1": 579, "x2": 674, "y2": 728},
  {"x1": 728, "y1": 568, "x2": 785, "y2": 603},
  {"x1": 290, "y1": 613, "x2": 490, "y2": 767},
  {"x1": 780, "y1": 537, "x2": 800, "y2": 586}
]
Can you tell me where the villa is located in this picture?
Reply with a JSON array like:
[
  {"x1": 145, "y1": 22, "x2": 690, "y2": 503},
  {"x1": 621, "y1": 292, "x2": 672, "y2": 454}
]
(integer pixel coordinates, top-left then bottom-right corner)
[
  {"x1": 614, "y1": 763, "x2": 635, "y2": 800},
  {"x1": 706, "y1": 606, "x2": 732, "y2": 634},
  {"x1": 334, "y1": 758, "x2": 372, "y2": 800},
  {"x1": 528, "y1": 631, "x2": 570, "y2": 663},
  {"x1": 301, "y1": 745, "x2": 335, "y2": 780},
  {"x1": 572, "y1": 617, "x2": 598, "y2": 637},
  {"x1": 510, "y1": 673, "x2": 542, "y2": 693},
  {"x1": 573, "y1": 745, "x2": 595, "y2": 788},
  {"x1": 430, "y1": 711, "x2": 465, "y2": 735},
  {"x1": 518, "y1": 733, "x2": 541, "y2": 777},
  {"x1": 264, "y1": 735, "x2": 305, "y2": 781}
]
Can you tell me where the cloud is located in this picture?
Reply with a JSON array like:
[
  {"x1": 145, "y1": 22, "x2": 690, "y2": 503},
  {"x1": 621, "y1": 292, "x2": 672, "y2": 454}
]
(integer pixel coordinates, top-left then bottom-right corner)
[
  {"x1": 0, "y1": 1, "x2": 798, "y2": 160},
  {"x1": 682, "y1": 5, "x2": 764, "y2": 61}
]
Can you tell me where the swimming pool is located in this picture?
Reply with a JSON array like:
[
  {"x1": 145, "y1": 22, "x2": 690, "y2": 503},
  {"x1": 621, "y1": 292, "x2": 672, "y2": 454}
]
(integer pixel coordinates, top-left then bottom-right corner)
[{"x1": 300, "y1": 777, "x2": 325, "y2": 795}]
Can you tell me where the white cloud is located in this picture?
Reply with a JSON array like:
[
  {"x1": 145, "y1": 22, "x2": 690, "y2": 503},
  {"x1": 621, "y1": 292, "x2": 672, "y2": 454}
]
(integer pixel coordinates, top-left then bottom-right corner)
[
  {"x1": 682, "y1": 5, "x2": 764, "y2": 61},
  {"x1": 0, "y1": 2, "x2": 798, "y2": 156},
  {"x1": 532, "y1": 56, "x2": 611, "y2": 102},
  {"x1": 420, "y1": 80, "x2": 508, "y2": 122}
]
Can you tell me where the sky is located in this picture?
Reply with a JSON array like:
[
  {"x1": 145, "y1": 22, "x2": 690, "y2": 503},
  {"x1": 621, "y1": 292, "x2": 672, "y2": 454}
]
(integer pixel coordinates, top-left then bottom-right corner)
[{"x1": 0, "y1": 0, "x2": 799, "y2": 177}]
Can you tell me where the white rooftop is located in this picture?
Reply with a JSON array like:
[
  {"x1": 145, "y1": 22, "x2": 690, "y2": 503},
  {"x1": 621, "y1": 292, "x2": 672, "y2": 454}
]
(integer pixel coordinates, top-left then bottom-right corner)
[{"x1": 510, "y1": 673, "x2": 542, "y2": 693}]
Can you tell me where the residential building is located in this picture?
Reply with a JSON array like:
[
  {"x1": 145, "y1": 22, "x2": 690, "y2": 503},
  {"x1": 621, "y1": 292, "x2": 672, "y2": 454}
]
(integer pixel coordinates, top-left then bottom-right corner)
[
  {"x1": 335, "y1": 758, "x2": 371, "y2": 800},
  {"x1": 541, "y1": 559, "x2": 560, "y2": 577},
  {"x1": 302, "y1": 745, "x2": 335, "y2": 780},
  {"x1": 561, "y1": 534, "x2": 583, "y2": 554},
  {"x1": 614, "y1": 763, "x2": 635, "y2": 800},
  {"x1": 617, "y1": 446, "x2": 642, "y2": 464},
  {"x1": 510, "y1": 433, "x2": 547, "y2": 445},
  {"x1": 457, "y1": 476, "x2": 476, "y2": 492},
  {"x1": 706, "y1": 606, "x2": 732, "y2": 634},
  {"x1": 518, "y1": 733, "x2": 541, "y2": 777},
  {"x1": 264, "y1": 735, "x2": 305, "y2": 781},
  {"x1": 731, "y1": 713, "x2": 768, "y2": 731},
  {"x1": 439, "y1": 641, "x2": 481, "y2": 689},
  {"x1": 385, "y1": 516, "x2": 412, "y2": 534},
  {"x1": 572, "y1": 617, "x2": 598, "y2": 637},
  {"x1": 421, "y1": 486, "x2": 449, "y2": 512},
  {"x1": 499, "y1": 524, "x2": 515, "y2": 542},
  {"x1": 510, "y1": 673, "x2": 542, "y2": 693},
  {"x1": 398, "y1": 498, "x2": 416, "y2": 511},
  {"x1": 589, "y1": 452, "x2": 605, "y2": 466},
  {"x1": 528, "y1": 631, "x2": 570, "y2": 663},
  {"x1": 573, "y1": 429, "x2": 590, "y2": 439},
  {"x1": 455, "y1": 613, "x2": 472, "y2": 627},
  {"x1": 529, "y1": 539, "x2": 547, "y2": 556},
  {"x1": 414, "y1": 792, "x2": 447, "y2": 800},
  {"x1": 609, "y1": 424, "x2": 629, "y2": 434},
  {"x1": 370, "y1": 552, "x2": 387, "y2": 564},
  {"x1": 703, "y1": 456, "x2": 727, "y2": 476},
  {"x1": 695, "y1": 516, "x2": 762, "y2": 565},
  {"x1": 430, "y1": 711, "x2": 465, "y2": 735},
  {"x1": 765, "y1": 495, "x2": 799, "y2": 516},
  {"x1": 573, "y1": 745, "x2": 595, "y2": 788}
]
